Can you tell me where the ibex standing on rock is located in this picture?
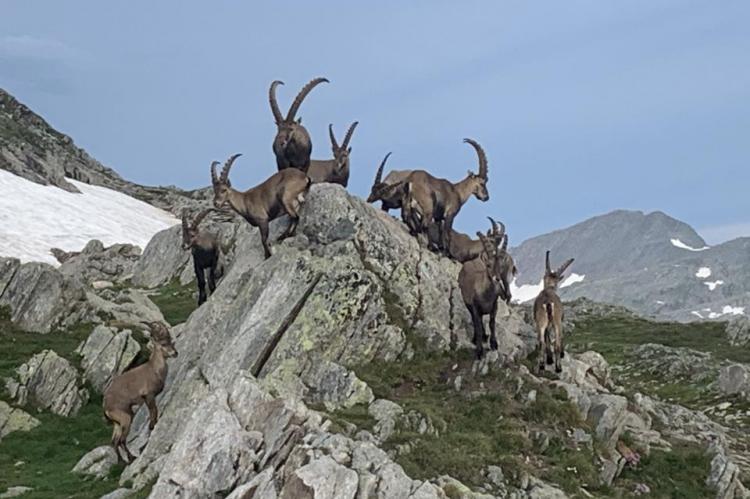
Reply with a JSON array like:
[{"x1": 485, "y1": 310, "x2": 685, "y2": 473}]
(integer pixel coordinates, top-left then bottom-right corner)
[
  {"x1": 181, "y1": 208, "x2": 221, "y2": 305},
  {"x1": 402, "y1": 138, "x2": 489, "y2": 254},
  {"x1": 270, "y1": 77, "x2": 329, "y2": 172},
  {"x1": 533, "y1": 251, "x2": 574, "y2": 373},
  {"x1": 103, "y1": 321, "x2": 177, "y2": 463},
  {"x1": 458, "y1": 218, "x2": 510, "y2": 359},
  {"x1": 308, "y1": 122, "x2": 359, "y2": 187},
  {"x1": 211, "y1": 153, "x2": 311, "y2": 259},
  {"x1": 366, "y1": 152, "x2": 413, "y2": 213}
]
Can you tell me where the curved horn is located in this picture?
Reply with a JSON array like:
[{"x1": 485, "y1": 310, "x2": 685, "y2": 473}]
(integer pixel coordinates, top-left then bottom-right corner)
[
  {"x1": 221, "y1": 153, "x2": 242, "y2": 183},
  {"x1": 328, "y1": 124, "x2": 339, "y2": 150},
  {"x1": 210, "y1": 160, "x2": 221, "y2": 185},
  {"x1": 191, "y1": 208, "x2": 213, "y2": 231},
  {"x1": 286, "y1": 77, "x2": 329, "y2": 122},
  {"x1": 463, "y1": 138, "x2": 488, "y2": 179},
  {"x1": 501, "y1": 234, "x2": 509, "y2": 251},
  {"x1": 486, "y1": 216, "x2": 504, "y2": 239},
  {"x1": 341, "y1": 121, "x2": 359, "y2": 149},
  {"x1": 373, "y1": 152, "x2": 391, "y2": 186},
  {"x1": 556, "y1": 258, "x2": 575, "y2": 276},
  {"x1": 269, "y1": 80, "x2": 284, "y2": 124},
  {"x1": 545, "y1": 250, "x2": 552, "y2": 275}
]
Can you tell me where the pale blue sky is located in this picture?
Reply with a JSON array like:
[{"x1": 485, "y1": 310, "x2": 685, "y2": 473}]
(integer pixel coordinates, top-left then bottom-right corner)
[{"x1": 1, "y1": 1, "x2": 748, "y2": 243}]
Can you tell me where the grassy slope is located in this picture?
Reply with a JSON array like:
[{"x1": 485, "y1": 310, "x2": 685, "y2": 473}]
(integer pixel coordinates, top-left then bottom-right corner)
[{"x1": 147, "y1": 279, "x2": 197, "y2": 326}]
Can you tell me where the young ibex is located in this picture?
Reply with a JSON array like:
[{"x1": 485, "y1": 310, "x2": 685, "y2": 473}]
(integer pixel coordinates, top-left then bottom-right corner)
[
  {"x1": 533, "y1": 251, "x2": 575, "y2": 373},
  {"x1": 270, "y1": 77, "x2": 329, "y2": 172},
  {"x1": 181, "y1": 208, "x2": 221, "y2": 305},
  {"x1": 365, "y1": 152, "x2": 413, "y2": 213},
  {"x1": 458, "y1": 219, "x2": 509, "y2": 359},
  {"x1": 308, "y1": 122, "x2": 359, "y2": 187},
  {"x1": 402, "y1": 138, "x2": 489, "y2": 253},
  {"x1": 103, "y1": 321, "x2": 177, "y2": 463},
  {"x1": 211, "y1": 153, "x2": 311, "y2": 259}
]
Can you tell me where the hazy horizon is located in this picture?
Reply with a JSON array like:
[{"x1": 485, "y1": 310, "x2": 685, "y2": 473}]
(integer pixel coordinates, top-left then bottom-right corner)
[{"x1": 1, "y1": 1, "x2": 748, "y2": 244}]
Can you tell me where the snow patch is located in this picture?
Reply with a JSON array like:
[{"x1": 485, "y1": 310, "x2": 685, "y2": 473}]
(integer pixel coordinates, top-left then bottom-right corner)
[
  {"x1": 560, "y1": 273, "x2": 585, "y2": 288},
  {"x1": 694, "y1": 305, "x2": 745, "y2": 320},
  {"x1": 695, "y1": 267, "x2": 711, "y2": 279},
  {"x1": 510, "y1": 278, "x2": 543, "y2": 304},
  {"x1": 656, "y1": 300, "x2": 665, "y2": 305},
  {"x1": 704, "y1": 280, "x2": 724, "y2": 291},
  {"x1": 722, "y1": 305, "x2": 745, "y2": 316},
  {"x1": 0, "y1": 169, "x2": 179, "y2": 266},
  {"x1": 691, "y1": 311, "x2": 704, "y2": 319},
  {"x1": 671, "y1": 238, "x2": 709, "y2": 252}
]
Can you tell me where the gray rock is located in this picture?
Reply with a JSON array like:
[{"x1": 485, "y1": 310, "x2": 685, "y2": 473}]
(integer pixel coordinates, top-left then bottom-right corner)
[
  {"x1": 0, "y1": 257, "x2": 20, "y2": 298},
  {"x1": 717, "y1": 364, "x2": 750, "y2": 397},
  {"x1": 131, "y1": 225, "x2": 189, "y2": 288},
  {"x1": 59, "y1": 240, "x2": 141, "y2": 285},
  {"x1": 586, "y1": 394, "x2": 628, "y2": 448},
  {"x1": 726, "y1": 316, "x2": 750, "y2": 346},
  {"x1": 0, "y1": 261, "x2": 84, "y2": 333},
  {"x1": 227, "y1": 468, "x2": 278, "y2": 499},
  {"x1": 5, "y1": 350, "x2": 89, "y2": 416},
  {"x1": 281, "y1": 455, "x2": 358, "y2": 499},
  {"x1": 77, "y1": 325, "x2": 141, "y2": 392},
  {"x1": 84, "y1": 288, "x2": 165, "y2": 326},
  {"x1": 99, "y1": 489, "x2": 136, "y2": 499},
  {"x1": 0, "y1": 487, "x2": 33, "y2": 498},
  {"x1": 707, "y1": 439, "x2": 750, "y2": 499},
  {"x1": 72, "y1": 445, "x2": 118, "y2": 479},
  {"x1": 0, "y1": 401, "x2": 40, "y2": 442},
  {"x1": 369, "y1": 399, "x2": 404, "y2": 441}
]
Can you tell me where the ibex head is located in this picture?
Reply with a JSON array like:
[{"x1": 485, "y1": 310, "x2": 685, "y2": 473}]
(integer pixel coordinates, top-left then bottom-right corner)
[
  {"x1": 210, "y1": 154, "x2": 242, "y2": 210},
  {"x1": 543, "y1": 250, "x2": 575, "y2": 290},
  {"x1": 269, "y1": 78, "x2": 328, "y2": 148},
  {"x1": 477, "y1": 217, "x2": 507, "y2": 290},
  {"x1": 181, "y1": 208, "x2": 213, "y2": 250},
  {"x1": 329, "y1": 121, "x2": 358, "y2": 172},
  {"x1": 140, "y1": 321, "x2": 178, "y2": 358},
  {"x1": 463, "y1": 138, "x2": 489, "y2": 202},
  {"x1": 367, "y1": 152, "x2": 393, "y2": 203}
]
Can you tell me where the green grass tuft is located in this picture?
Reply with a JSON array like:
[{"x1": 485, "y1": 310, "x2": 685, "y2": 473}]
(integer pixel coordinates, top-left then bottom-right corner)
[{"x1": 148, "y1": 279, "x2": 197, "y2": 326}]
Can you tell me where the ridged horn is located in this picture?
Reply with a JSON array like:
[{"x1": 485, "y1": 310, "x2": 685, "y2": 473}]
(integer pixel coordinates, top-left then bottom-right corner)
[
  {"x1": 191, "y1": 208, "x2": 213, "y2": 231},
  {"x1": 373, "y1": 152, "x2": 391, "y2": 186},
  {"x1": 501, "y1": 234, "x2": 509, "y2": 252},
  {"x1": 210, "y1": 160, "x2": 221, "y2": 185},
  {"x1": 556, "y1": 258, "x2": 575, "y2": 276},
  {"x1": 545, "y1": 250, "x2": 552, "y2": 275},
  {"x1": 341, "y1": 121, "x2": 359, "y2": 149},
  {"x1": 463, "y1": 138, "x2": 488, "y2": 179},
  {"x1": 285, "y1": 77, "x2": 329, "y2": 122},
  {"x1": 328, "y1": 124, "x2": 339, "y2": 150},
  {"x1": 221, "y1": 153, "x2": 242, "y2": 183},
  {"x1": 269, "y1": 80, "x2": 284, "y2": 124}
]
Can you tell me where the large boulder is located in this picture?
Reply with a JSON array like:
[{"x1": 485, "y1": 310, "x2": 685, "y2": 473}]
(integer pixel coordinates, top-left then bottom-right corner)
[
  {"x1": 131, "y1": 225, "x2": 189, "y2": 288},
  {"x1": 717, "y1": 364, "x2": 750, "y2": 398},
  {"x1": 76, "y1": 325, "x2": 142, "y2": 392},
  {"x1": 726, "y1": 316, "x2": 750, "y2": 347},
  {"x1": 0, "y1": 261, "x2": 85, "y2": 333},
  {"x1": 72, "y1": 446, "x2": 119, "y2": 479},
  {"x1": 0, "y1": 400, "x2": 40, "y2": 442},
  {"x1": 5, "y1": 350, "x2": 89, "y2": 416},
  {"x1": 58, "y1": 239, "x2": 141, "y2": 285}
]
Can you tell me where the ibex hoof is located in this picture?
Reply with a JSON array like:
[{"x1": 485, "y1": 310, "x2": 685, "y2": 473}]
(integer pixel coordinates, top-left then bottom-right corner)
[
  {"x1": 555, "y1": 365, "x2": 562, "y2": 374},
  {"x1": 490, "y1": 339, "x2": 498, "y2": 351}
]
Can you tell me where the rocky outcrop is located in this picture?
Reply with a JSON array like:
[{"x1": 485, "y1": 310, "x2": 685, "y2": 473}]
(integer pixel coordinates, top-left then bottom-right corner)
[
  {"x1": 58, "y1": 240, "x2": 141, "y2": 285},
  {"x1": 0, "y1": 400, "x2": 40, "y2": 442},
  {"x1": 717, "y1": 364, "x2": 750, "y2": 398},
  {"x1": 0, "y1": 261, "x2": 85, "y2": 333},
  {"x1": 72, "y1": 446, "x2": 119, "y2": 479},
  {"x1": 726, "y1": 316, "x2": 750, "y2": 347},
  {"x1": 4, "y1": 350, "x2": 89, "y2": 416},
  {"x1": 76, "y1": 325, "x2": 142, "y2": 392}
]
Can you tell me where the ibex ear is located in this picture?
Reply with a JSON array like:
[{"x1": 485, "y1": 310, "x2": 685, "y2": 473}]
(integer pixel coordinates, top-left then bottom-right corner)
[
  {"x1": 467, "y1": 169, "x2": 473, "y2": 177},
  {"x1": 347, "y1": 147, "x2": 352, "y2": 154},
  {"x1": 296, "y1": 117, "x2": 302, "y2": 124}
]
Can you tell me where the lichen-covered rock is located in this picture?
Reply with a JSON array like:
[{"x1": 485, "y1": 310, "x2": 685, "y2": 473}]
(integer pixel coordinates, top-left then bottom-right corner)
[
  {"x1": 726, "y1": 316, "x2": 750, "y2": 347},
  {"x1": 0, "y1": 261, "x2": 85, "y2": 333},
  {"x1": 5, "y1": 350, "x2": 88, "y2": 416},
  {"x1": 0, "y1": 257, "x2": 20, "y2": 298},
  {"x1": 0, "y1": 401, "x2": 40, "y2": 442},
  {"x1": 76, "y1": 325, "x2": 141, "y2": 392},
  {"x1": 131, "y1": 225, "x2": 189, "y2": 289},
  {"x1": 72, "y1": 445, "x2": 119, "y2": 479},
  {"x1": 717, "y1": 364, "x2": 750, "y2": 397}
]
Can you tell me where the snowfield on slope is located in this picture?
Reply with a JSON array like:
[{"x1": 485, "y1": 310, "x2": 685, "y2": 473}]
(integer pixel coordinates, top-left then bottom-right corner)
[
  {"x1": 0, "y1": 169, "x2": 179, "y2": 265},
  {"x1": 510, "y1": 273, "x2": 585, "y2": 304},
  {"x1": 671, "y1": 238, "x2": 710, "y2": 252}
]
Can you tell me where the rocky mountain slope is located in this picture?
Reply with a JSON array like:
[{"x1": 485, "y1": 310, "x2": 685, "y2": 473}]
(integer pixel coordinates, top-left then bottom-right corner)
[
  {"x1": 511, "y1": 210, "x2": 749, "y2": 322},
  {"x1": 2, "y1": 184, "x2": 749, "y2": 499}
]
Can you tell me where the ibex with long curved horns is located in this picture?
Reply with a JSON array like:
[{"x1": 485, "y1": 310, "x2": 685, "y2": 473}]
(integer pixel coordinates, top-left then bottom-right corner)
[
  {"x1": 270, "y1": 77, "x2": 329, "y2": 173},
  {"x1": 211, "y1": 154, "x2": 311, "y2": 259},
  {"x1": 181, "y1": 208, "x2": 221, "y2": 305},
  {"x1": 458, "y1": 218, "x2": 509, "y2": 358},
  {"x1": 366, "y1": 153, "x2": 413, "y2": 213},
  {"x1": 402, "y1": 138, "x2": 489, "y2": 253},
  {"x1": 103, "y1": 321, "x2": 177, "y2": 463},
  {"x1": 308, "y1": 121, "x2": 359, "y2": 187},
  {"x1": 533, "y1": 251, "x2": 575, "y2": 373}
]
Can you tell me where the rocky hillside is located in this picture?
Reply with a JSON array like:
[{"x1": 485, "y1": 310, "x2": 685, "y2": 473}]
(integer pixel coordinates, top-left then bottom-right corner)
[
  {"x1": 511, "y1": 210, "x2": 749, "y2": 322},
  {"x1": 1, "y1": 184, "x2": 749, "y2": 498},
  {"x1": 0, "y1": 88, "x2": 208, "y2": 215}
]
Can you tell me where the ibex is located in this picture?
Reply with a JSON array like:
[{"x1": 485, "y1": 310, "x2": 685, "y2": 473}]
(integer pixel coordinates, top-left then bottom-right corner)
[
  {"x1": 181, "y1": 208, "x2": 221, "y2": 305},
  {"x1": 270, "y1": 77, "x2": 329, "y2": 172},
  {"x1": 308, "y1": 122, "x2": 359, "y2": 187},
  {"x1": 401, "y1": 138, "x2": 489, "y2": 253},
  {"x1": 458, "y1": 218, "x2": 509, "y2": 359},
  {"x1": 365, "y1": 152, "x2": 413, "y2": 213},
  {"x1": 533, "y1": 251, "x2": 575, "y2": 373},
  {"x1": 103, "y1": 321, "x2": 177, "y2": 463},
  {"x1": 211, "y1": 153, "x2": 311, "y2": 259}
]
